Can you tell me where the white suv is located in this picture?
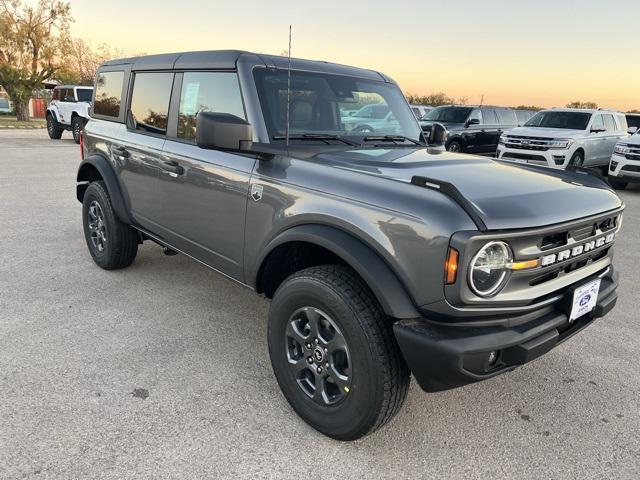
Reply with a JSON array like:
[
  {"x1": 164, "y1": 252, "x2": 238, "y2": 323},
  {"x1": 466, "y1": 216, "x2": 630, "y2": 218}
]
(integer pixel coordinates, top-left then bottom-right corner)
[
  {"x1": 496, "y1": 108, "x2": 628, "y2": 170},
  {"x1": 46, "y1": 85, "x2": 93, "y2": 143},
  {"x1": 608, "y1": 130, "x2": 640, "y2": 190}
]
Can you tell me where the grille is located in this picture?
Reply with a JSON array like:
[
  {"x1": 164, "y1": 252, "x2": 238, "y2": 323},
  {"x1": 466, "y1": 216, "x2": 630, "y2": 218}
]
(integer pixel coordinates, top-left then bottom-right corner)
[
  {"x1": 503, "y1": 135, "x2": 553, "y2": 151},
  {"x1": 502, "y1": 152, "x2": 547, "y2": 162}
]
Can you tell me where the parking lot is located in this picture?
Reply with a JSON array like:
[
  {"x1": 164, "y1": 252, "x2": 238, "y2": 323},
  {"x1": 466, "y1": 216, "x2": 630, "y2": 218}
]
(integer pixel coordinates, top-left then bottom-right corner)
[{"x1": 1, "y1": 129, "x2": 639, "y2": 479}]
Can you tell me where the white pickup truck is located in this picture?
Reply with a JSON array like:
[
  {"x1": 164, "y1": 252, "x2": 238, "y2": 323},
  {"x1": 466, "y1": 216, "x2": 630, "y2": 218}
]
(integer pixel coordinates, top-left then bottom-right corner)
[
  {"x1": 46, "y1": 85, "x2": 93, "y2": 143},
  {"x1": 496, "y1": 108, "x2": 628, "y2": 171}
]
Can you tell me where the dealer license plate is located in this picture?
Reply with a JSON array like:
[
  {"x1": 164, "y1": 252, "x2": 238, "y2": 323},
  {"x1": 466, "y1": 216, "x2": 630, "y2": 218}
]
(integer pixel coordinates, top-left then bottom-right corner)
[{"x1": 569, "y1": 279, "x2": 601, "y2": 323}]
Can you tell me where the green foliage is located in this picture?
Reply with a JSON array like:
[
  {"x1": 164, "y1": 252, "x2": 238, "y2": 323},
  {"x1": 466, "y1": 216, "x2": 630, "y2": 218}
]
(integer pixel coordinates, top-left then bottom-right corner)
[
  {"x1": 565, "y1": 101, "x2": 598, "y2": 109},
  {"x1": 405, "y1": 92, "x2": 459, "y2": 106},
  {"x1": 513, "y1": 105, "x2": 542, "y2": 111},
  {"x1": 0, "y1": 0, "x2": 72, "y2": 120}
]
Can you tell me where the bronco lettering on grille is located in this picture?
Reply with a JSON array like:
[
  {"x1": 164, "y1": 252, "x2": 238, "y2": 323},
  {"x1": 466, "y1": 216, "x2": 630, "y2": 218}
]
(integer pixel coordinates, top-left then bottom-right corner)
[{"x1": 540, "y1": 233, "x2": 615, "y2": 267}]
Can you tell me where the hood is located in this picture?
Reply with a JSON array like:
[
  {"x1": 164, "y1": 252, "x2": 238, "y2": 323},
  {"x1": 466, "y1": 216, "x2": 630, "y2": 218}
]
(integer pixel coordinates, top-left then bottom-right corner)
[
  {"x1": 505, "y1": 126, "x2": 587, "y2": 139},
  {"x1": 311, "y1": 147, "x2": 622, "y2": 230},
  {"x1": 620, "y1": 134, "x2": 640, "y2": 146}
]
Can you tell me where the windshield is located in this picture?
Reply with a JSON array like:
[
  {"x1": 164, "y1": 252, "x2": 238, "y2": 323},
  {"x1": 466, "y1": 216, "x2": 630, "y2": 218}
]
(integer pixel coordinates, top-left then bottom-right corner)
[
  {"x1": 525, "y1": 111, "x2": 591, "y2": 130},
  {"x1": 422, "y1": 106, "x2": 471, "y2": 123},
  {"x1": 254, "y1": 69, "x2": 421, "y2": 143},
  {"x1": 76, "y1": 88, "x2": 93, "y2": 102}
]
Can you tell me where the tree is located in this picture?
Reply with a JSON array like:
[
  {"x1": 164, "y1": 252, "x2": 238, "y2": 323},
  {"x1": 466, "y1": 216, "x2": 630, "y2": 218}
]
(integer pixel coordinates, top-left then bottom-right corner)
[
  {"x1": 566, "y1": 101, "x2": 598, "y2": 109},
  {"x1": 405, "y1": 92, "x2": 457, "y2": 106},
  {"x1": 513, "y1": 105, "x2": 542, "y2": 111},
  {"x1": 0, "y1": 0, "x2": 71, "y2": 121},
  {"x1": 57, "y1": 39, "x2": 124, "y2": 85}
]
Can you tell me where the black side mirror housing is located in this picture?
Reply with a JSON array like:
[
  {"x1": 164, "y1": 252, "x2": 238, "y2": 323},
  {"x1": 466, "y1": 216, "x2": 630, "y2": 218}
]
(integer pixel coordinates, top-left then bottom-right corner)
[
  {"x1": 429, "y1": 122, "x2": 447, "y2": 146},
  {"x1": 196, "y1": 112, "x2": 253, "y2": 151},
  {"x1": 465, "y1": 118, "x2": 480, "y2": 128}
]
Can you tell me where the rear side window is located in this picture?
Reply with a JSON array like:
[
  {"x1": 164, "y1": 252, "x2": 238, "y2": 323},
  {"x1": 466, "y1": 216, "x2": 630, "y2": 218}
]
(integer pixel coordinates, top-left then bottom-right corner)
[
  {"x1": 591, "y1": 115, "x2": 605, "y2": 131},
  {"x1": 177, "y1": 72, "x2": 245, "y2": 142},
  {"x1": 94, "y1": 71, "x2": 125, "y2": 118},
  {"x1": 496, "y1": 109, "x2": 517, "y2": 125},
  {"x1": 603, "y1": 114, "x2": 616, "y2": 132},
  {"x1": 76, "y1": 88, "x2": 93, "y2": 102},
  {"x1": 52, "y1": 88, "x2": 60, "y2": 101},
  {"x1": 129, "y1": 72, "x2": 174, "y2": 135}
]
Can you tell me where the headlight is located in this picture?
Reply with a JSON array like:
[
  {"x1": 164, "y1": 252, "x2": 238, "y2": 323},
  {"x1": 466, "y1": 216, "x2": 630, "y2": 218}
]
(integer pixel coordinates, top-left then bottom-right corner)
[
  {"x1": 548, "y1": 139, "x2": 573, "y2": 149},
  {"x1": 498, "y1": 134, "x2": 507, "y2": 145},
  {"x1": 614, "y1": 144, "x2": 630, "y2": 155},
  {"x1": 468, "y1": 241, "x2": 512, "y2": 297}
]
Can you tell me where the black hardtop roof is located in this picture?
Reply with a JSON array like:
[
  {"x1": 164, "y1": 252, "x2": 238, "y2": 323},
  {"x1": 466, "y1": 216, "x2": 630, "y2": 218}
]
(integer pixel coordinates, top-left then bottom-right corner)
[{"x1": 99, "y1": 50, "x2": 389, "y2": 82}]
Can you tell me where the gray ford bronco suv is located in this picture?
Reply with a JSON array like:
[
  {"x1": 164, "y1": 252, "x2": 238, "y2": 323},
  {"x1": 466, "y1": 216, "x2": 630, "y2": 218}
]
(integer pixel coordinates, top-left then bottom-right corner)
[{"x1": 77, "y1": 50, "x2": 623, "y2": 440}]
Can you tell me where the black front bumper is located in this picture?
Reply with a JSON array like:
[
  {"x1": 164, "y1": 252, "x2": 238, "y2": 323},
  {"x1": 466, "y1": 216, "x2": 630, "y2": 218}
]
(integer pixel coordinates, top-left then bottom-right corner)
[{"x1": 394, "y1": 267, "x2": 618, "y2": 392}]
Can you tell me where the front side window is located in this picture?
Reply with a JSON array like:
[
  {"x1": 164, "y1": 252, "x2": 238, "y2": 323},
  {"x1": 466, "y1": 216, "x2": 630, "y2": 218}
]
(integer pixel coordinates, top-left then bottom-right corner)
[
  {"x1": 129, "y1": 72, "x2": 174, "y2": 135},
  {"x1": 52, "y1": 88, "x2": 61, "y2": 101},
  {"x1": 76, "y1": 88, "x2": 93, "y2": 102},
  {"x1": 468, "y1": 109, "x2": 482, "y2": 123},
  {"x1": 94, "y1": 71, "x2": 125, "y2": 118},
  {"x1": 424, "y1": 106, "x2": 472, "y2": 123},
  {"x1": 627, "y1": 115, "x2": 640, "y2": 128},
  {"x1": 177, "y1": 72, "x2": 245, "y2": 142},
  {"x1": 254, "y1": 69, "x2": 420, "y2": 142},
  {"x1": 525, "y1": 111, "x2": 591, "y2": 130}
]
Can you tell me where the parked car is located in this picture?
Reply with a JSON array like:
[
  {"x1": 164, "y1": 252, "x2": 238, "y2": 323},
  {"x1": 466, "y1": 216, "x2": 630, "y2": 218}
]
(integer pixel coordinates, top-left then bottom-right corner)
[
  {"x1": 0, "y1": 97, "x2": 12, "y2": 113},
  {"x1": 608, "y1": 129, "x2": 640, "y2": 189},
  {"x1": 497, "y1": 108, "x2": 629, "y2": 170},
  {"x1": 410, "y1": 104, "x2": 433, "y2": 119},
  {"x1": 419, "y1": 105, "x2": 520, "y2": 154},
  {"x1": 77, "y1": 50, "x2": 622, "y2": 440},
  {"x1": 626, "y1": 113, "x2": 640, "y2": 134},
  {"x1": 46, "y1": 85, "x2": 94, "y2": 143}
]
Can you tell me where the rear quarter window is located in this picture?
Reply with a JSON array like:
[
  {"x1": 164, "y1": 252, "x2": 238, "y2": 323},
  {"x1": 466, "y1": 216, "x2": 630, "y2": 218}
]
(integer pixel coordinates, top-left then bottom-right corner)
[
  {"x1": 94, "y1": 71, "x2": 125, "y2": 118},
  {"x1": 496, "y1": 109, "x2": 518, "y2": 125}
]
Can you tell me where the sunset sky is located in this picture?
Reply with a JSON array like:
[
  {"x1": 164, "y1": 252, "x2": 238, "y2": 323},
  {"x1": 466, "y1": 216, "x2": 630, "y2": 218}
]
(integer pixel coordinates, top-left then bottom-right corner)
[{"x1": 69, "y1": 0, "x2": 640, "y2": 110}]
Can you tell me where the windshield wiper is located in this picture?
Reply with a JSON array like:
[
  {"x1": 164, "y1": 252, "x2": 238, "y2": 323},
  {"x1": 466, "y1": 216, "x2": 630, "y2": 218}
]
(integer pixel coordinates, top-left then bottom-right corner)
[
  {"x1": 272, "y1": 134, "x2": 359, "y2": 146},
  {"x1": 363, "y1": 135, "x2": 422, "y2": 146}
]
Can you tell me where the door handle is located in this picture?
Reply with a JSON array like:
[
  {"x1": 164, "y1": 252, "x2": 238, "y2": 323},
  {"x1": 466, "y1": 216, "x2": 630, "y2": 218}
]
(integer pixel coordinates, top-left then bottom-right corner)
[
  {"x1": 112, "y1": 146, "x2": 130, "y2": 158},
  {"x1": 161, "y1": 160, "x2": 184, "y2": 176}
]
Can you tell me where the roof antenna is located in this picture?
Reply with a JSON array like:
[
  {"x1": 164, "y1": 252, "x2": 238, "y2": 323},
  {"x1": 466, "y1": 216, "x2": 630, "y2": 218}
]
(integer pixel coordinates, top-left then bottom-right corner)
[{"x1": 285, "y1": 25, "x2": 292, "y2": 147}]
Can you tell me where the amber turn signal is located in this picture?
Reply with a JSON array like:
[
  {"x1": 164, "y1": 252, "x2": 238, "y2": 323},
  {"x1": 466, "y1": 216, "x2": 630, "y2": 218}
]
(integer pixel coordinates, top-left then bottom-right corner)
[
  {"x1": 444, "y1": 247, "x2": 459, "y2": 285},
  {"x1": 508, "y1": 259, "x2": 540, "y2": 270}
]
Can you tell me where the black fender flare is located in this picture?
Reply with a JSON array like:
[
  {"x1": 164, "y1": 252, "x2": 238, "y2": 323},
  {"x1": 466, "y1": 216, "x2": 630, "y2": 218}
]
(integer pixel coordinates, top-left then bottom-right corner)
[
  {"x1": 255, "y1": 224, "x2": 420, "y2": 319},
  {"x1": 46, "y1": 108, "x2": 58, "y2": 122},
  {"x1": 76, "y1": 154, "x2": 133, "y2": 225}
]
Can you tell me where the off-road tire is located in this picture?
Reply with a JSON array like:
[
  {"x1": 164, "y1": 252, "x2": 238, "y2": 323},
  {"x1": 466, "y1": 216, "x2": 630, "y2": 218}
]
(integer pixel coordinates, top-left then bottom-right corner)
[
  {"x1": 72, "y1": 116, "x2": 84, "y2": 144},
  {"x1": 268, "y1": 265, "x2": 410, "y2": 441},
  {"x1": 82, "y1": 181, "x2": 138, "y2": 270},
  {"x1": 46, "y1": 114, "x2": 63, "y2": 139}
]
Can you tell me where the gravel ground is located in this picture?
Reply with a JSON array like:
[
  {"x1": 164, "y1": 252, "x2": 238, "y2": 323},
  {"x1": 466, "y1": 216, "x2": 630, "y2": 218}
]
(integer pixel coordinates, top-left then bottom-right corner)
[{"x1": 1, "y1": 130, "x2": 639, "y2": 479}]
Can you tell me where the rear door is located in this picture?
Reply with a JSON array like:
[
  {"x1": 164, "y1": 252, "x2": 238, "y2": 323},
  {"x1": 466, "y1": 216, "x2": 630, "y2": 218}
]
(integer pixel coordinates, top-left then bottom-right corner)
[
  {"x1": 158, "y1": 71, "x2": 255, "y2": 281},
  {"x1": 478, "y1": 108, "x2": 500, "y2": 153},
  {"x1": 585, "y1": 114, "x2": 608, "y2": 166},
  {"x1": 115, "y1": 71, "x2": 174, "y2": 230}
]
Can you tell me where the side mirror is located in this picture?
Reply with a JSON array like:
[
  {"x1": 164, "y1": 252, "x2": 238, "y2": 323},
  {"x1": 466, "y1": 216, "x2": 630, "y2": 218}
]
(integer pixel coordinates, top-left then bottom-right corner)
[
  {"x1": 590, "y1": 127, "x2": 605, "y2": 133},
  {"x1": 628, "y1": 127, "x2": 638, "y2": 135},
  {"x1": 196, "y1": 112, "x2": 253, "y2": 151},
  {"x1": 465, "y1": 118, "x2": 480, "y2": 128},
  {"x1": 429, "y1": 122, "x2": 447, "y2": 146}
]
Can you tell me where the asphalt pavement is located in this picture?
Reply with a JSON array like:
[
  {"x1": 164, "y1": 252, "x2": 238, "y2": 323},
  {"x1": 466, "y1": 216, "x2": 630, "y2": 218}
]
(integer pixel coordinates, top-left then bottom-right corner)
[{"x1": 1, "y1": 129, "x2": 639, "y2": 479}]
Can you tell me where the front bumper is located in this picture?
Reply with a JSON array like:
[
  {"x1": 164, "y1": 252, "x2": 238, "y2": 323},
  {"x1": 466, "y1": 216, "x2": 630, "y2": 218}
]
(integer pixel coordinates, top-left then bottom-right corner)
[
  {"x1": 393, "y1": 266, "x2": 618, "y2": 392},
  {"x1": 609, "y1": 152, "x2": 640, "y2": 183},
  {"x1": 496, "y1": 144, "x2": 578, "y2": 169}
]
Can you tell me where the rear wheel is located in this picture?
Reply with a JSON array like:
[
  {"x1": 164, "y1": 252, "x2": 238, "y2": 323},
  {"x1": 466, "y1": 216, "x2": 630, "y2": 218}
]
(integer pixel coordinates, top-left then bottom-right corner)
[
  {"x1": 46, "y1": 114, "x2": 63, "y2": 139},
  {"x1": 72, "y1": 116, "x2": 84, "y2": 144},
  {"x1": 82, "y1": 181, "x2": 138, "y2": 269},
  {"x1": 268, "y1": 265, "x2": 410, "y2": 440}
]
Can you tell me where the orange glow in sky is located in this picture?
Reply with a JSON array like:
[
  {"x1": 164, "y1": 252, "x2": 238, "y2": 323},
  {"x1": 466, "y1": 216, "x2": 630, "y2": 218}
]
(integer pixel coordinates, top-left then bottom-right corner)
[{"x1": 70, "y1": 0, "x2": 639, "y2": 110}]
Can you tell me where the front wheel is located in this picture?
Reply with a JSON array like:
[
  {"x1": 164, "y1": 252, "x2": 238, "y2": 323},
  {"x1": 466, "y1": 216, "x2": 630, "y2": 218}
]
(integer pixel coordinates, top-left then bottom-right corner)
[
  {"x1": 569, "y1": 151, "x2": 584, "y2": 167},
  {"x1": 446, "y1": 140, "x2": 462, "y2": 152},
  {"x1": 268, "y1": 265, "x2": 410, "y2": 440},
  {"x1": 608, "y1": 177, "x2": 628, "y2": 190}
]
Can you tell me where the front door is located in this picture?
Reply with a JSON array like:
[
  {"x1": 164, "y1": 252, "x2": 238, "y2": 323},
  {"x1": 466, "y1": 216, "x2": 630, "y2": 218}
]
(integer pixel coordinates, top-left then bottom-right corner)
[{"x1": 157, "y1": 71, "x2": 255, "y2": 281}]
